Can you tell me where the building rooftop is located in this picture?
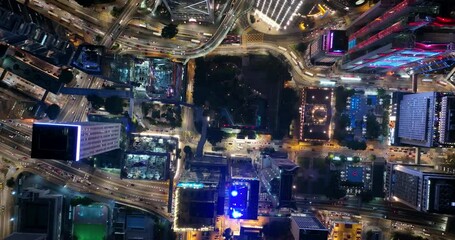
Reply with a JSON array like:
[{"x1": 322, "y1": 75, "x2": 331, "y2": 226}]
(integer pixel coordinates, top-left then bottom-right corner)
[
  {"x1": 179, "y1": 168, "x2": 221, "y2": 186},
  {"x1": 272, "y1": 158, "x2": 299, "y2": 172},
  {"x1": 5, "y1": 233, "x2": 47, "y2": 240},
  {"x1": 190, "y1": 154, "x2": 228, "y2": 167},
  {"x1": 231, "y1": 157, "x2": 257, "y2": 180},
  {"x1": 394, "y1": 164, "x2": 455, "y2": 176},
  {"x1": 291, "y1": 214, "x2": 327, "y2": 230}
]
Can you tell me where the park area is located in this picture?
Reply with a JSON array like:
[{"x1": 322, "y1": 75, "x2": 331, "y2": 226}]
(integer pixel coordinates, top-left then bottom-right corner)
[
  {"x1": 73, "y1": 204, "x2": 109, "y2": 240},
  {"x1": 73, "y1": 223, "x2": 106, "y2": 240}
]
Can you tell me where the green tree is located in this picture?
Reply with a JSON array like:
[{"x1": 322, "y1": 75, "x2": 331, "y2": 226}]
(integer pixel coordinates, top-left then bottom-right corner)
[
  {"x1": 59, "y1": 69, "x2": 74, "y2": 84},
  {"x1": 352, "y1": 156, "x2": 361, "y2": 163},
  {"x1": 46, "y1": 104, "x2": 61, "y2": 120},
  {"x1": 156, "y1": 4, "x2": 171, "y2": 19},
  {"x1": 207, "y1": 127, "x2": 224, "y2": 146},
  {"x1": 346, "y1": 140, "x2": 367, "y2": 150},
  {"x1": 104, "y1": 96, "x2": 124, "y2": 115},
  {"x1": 70, "y1": 197, "x2": 95, "y2": 207},
  {"x1": 111, "y1": 6, "x2": 124, "y2": 18},
  {"x1": 391, "y1": 232, "x2": 426, "y2": 240},
  {"x1": 86, "y1": 95, "x2": 105, "y2": 110},
  {"x1": 74, "y1": 0, "x2": 94, "y2": 7},
  {"x1": 183, "y1": 145, "x2": 192, "y2": 156},
  {"x1": 360, "y1": 191, "x2": 374, "y2": 202},
  {"x1": 366, "y1": 114, "x2": 381, "y2": 139},
  {"x1": 296, "y1": 42, "x2": 307, "y2": 53},
  {"x1": 161, "y1": 24, "x2": 178, "y2": 39},
  {"x1": 249, "y1": 15, "x2": 256, "y2": 24},
  {"x1": 6, "y1": 177, "x2": 15, "y2": 188}
]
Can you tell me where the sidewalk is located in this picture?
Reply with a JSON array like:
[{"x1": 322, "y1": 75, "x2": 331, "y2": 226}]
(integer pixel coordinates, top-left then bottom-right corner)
[{"x1": 247, "y1": 12, "x2": 302, "y2": 36}]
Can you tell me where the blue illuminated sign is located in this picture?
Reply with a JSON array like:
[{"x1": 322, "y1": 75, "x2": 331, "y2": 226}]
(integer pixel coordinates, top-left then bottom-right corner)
[
  {"x1": 231, "y1": 190, "x2": 238, "y2": 197},
  {"x1": 177, "y1": 182, "x2": 204, "y2": 189},
  {"x1": 231, "y1": 209, "x2": 243, "y2": 219}
]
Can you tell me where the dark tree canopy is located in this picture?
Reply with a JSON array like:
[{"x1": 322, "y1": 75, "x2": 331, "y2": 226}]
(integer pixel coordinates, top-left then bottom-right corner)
[
  {"x1": 104, "y1": 96, "x2": 124, "y2": 115},
  {"x1": 74, "y1": 0, "x2": 94, "y2": 7},
  {"x1": 59, "y1": 69, "x2": 74, "y2": 84},
  {"x1": 183, "y1": 145, "x2": 192, "y2": 155},
  {"x1": 207, "y1": 127, "x2": 223, "y2": 146},
  {"x1": 86, "y1": 95, "x2": 105, "y2": 110},
  {"x1": 6, "y1": 177, "x2": 15, "y2": 188},
  {"x1": 366, "y1": 114, "x2": 381, "y2": 139},
  {"x1": 46, "y1": 104, "x2": 61, "y2": 120},
  {"x1": 296, "y1": 42, "x2": 307, "y2": 53},
  {"x1": 346, "y1": 140, "x2": 367, "y2": 150},
  {"x1": 70, "y1": 196, "x2": 95, "y2": 207},
  {"x1": 161, "y1": 24, "x2": 178, "y2": 39}
]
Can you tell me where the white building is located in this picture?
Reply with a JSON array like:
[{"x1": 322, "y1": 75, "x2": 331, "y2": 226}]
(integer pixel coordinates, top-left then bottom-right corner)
[
  {"x1": 254, "y1": 0, "x2": 304, "y2": 30},
  {"x1": 32, "y1": 122, "x2": 121, "y2": 161}
]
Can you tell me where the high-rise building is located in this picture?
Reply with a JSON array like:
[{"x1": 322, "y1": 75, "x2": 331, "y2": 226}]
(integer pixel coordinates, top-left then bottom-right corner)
[
  {"x1": 162, "y1": 0, "x2": 215, "y2": 23},
  {"x1": 394, "y1": 92, "x2": 455, "y2": 147},
  {"x1": 31, "y1": 122, "x2": 121, "y2": 161},
  {"x1": 174, "y1": 154, "x2": 227, "y2": 232},
  {"x1": 309, "y1": 30, "x2": 348, "y2": 67},
  {"x1": 17, "y1": 188, "x2": 63, "y2": 240},
  {"x1": 229, "y1": 157, "x2": 260, "y2": 220},
  {"x1": 261, "y1": 152, "x2": 299, "y2": 207},
  {"x1": 254, "y1": 0, "x2": 304, "y2": 30},
  {"x1": 290, "y1": 214, "x2": 328, "y2": 240},
  {"x1": 386, "y1": 163, "x2": 455, "y2": 214},
  {"x1": 0, "y1": 0, "x2": 75, "y2": 66},
  {"x1": 342, "y1": 0, "x2": 455, "y2": 73}
]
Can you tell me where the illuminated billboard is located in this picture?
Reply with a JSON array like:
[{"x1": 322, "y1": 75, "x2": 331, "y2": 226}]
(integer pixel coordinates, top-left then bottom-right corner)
[{"x1": 228, "y1": 180, "x2": 259, "y2": 220}]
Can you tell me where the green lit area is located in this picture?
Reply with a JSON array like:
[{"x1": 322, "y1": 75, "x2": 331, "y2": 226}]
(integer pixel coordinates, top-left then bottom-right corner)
[{"x1": 73, "y1": 223, "x2": 106, "y2": 240}]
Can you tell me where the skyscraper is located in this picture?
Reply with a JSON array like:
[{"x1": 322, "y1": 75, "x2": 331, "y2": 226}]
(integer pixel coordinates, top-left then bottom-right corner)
[
  {"x1": 162, "y1": 0, "x2": 215, "y2": 23},
  {"x1": 386, "y1": 163, "x2": 455, "y2": 214},
  {"x1": 31, "y1": 122, "x2": 121, "y2": 161},
  {"x1": 342, "y1": 0, "x2": 455, "y2": 73},
  {"x1": 395, "y1": 92, "x2": 455, "y2": 147}
]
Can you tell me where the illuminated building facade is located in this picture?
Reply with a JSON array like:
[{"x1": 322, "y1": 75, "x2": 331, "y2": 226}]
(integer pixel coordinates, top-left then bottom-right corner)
[
  {"x1": 342, "y1": 0, "x2": 455, "y2": 73},
  {"x1": 309, "y1": 30, "x2": 348, "y2": 66},
  {"x1": 229, "y1": 157, "x2": 260, "y2": 220},
  {"x1": 386, "y1": 163, "x2": 455, "y2": 214},
  {"x1": 174, "y1": 155, "x2": 227, "y2": 232},
  {"x1": 394, "y1": 92, "x2": 455, "y2": 147},
  {"x1": 31, "y1": 122, "x2": 121, "y2": 161},
  {"x1": 254, "y1": 0, "x2": 304, "y2": 30},
  {"x1": 299, "y1": 88, "x2": 333, "y2": 142},
  {"x1": 162, "y1": 0, "x2": 215, "y2": 23},
  {"x1": 328, "y1": 220, "x2": 362, "y2": 240}
]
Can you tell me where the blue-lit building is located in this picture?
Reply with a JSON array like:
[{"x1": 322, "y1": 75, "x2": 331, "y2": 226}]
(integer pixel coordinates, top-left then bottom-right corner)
[
  {"x1": 228, "y1": 157, "x2": 260, "y2": 220},
  {"x1": 31, "y1": 122, "x2": 121, "y2": 161}
]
